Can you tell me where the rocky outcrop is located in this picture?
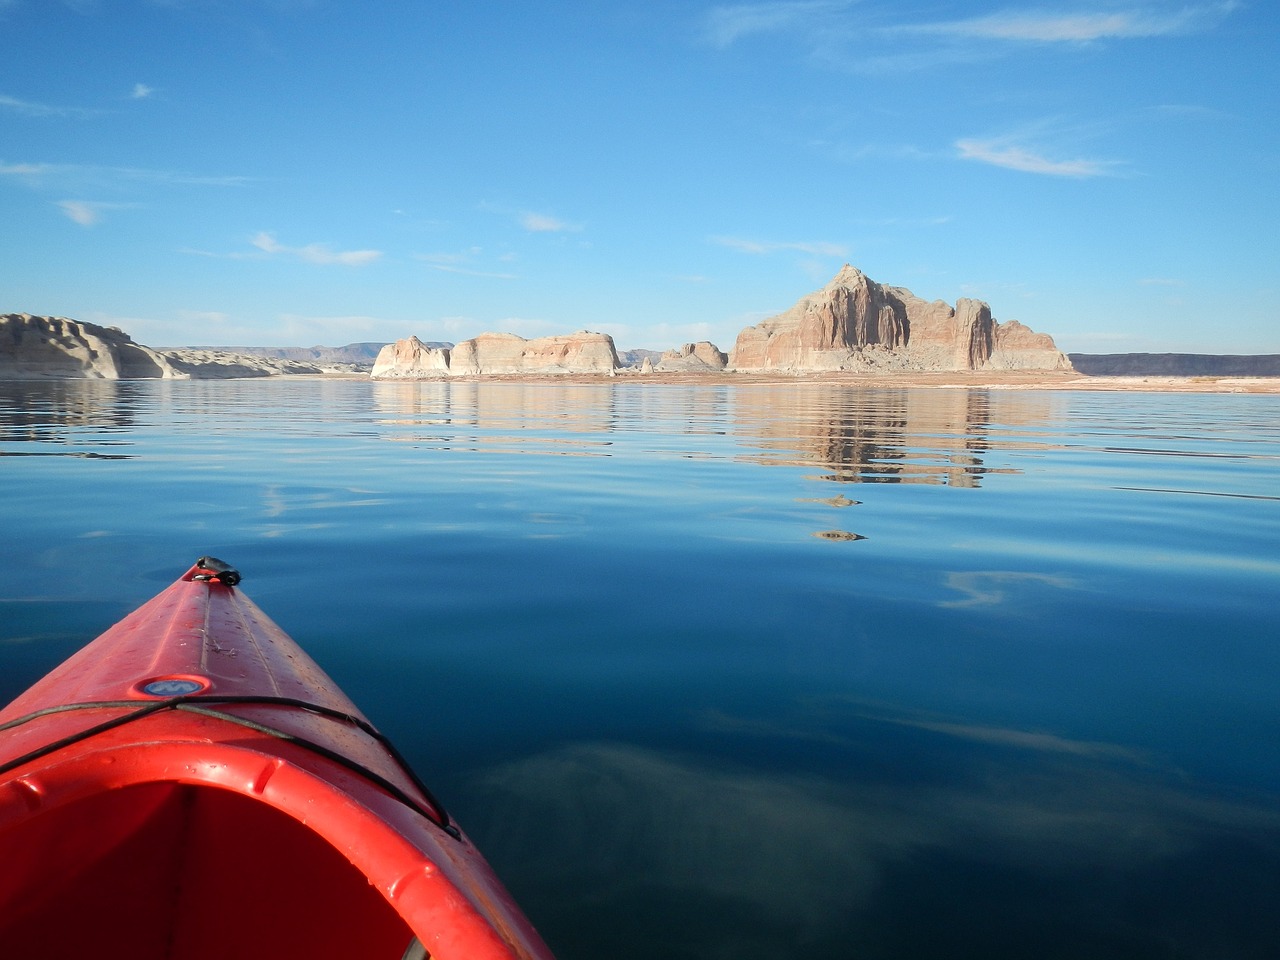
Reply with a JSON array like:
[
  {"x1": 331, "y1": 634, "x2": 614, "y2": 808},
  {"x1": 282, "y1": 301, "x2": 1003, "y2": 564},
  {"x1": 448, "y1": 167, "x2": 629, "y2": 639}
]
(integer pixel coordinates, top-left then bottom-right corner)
[
  {"x1": 618, "y1": 348, "x2": 663, "y2": 369},
  {"x1": 371, "y1": 336, "x2": 450, "y2": 378},
  {"x1": 452, "y1": 332, "x2": 619, "y2": 375},
  {"x1": 729, "y1": 266, "x2": 1072, "y2": 373},
  {"x1": 988, "y1": 320, "x2": 1073, "y2": 371},
  {"x1": 372, "y1": 331, "x2": 620, "y2": 378},
  {"x1": 1, "y1": 314, "x2": 180, "y2": 379},
  {"x1": 654, "y1": 341, "x2": 728, "y2": 372}
]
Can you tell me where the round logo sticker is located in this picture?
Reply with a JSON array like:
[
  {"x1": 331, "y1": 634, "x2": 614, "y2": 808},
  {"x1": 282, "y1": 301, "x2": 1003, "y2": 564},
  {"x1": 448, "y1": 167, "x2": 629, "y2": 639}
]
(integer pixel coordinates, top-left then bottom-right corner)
[{"x1": 140, "y1": 678, "x2": 207, "y2": 697}]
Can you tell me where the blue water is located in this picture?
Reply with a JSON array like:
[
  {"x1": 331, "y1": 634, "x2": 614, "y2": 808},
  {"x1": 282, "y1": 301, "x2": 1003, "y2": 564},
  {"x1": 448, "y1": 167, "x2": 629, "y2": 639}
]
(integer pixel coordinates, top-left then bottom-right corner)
[{"x1": 2, "y1": 378, "x2": 1279, "y2": 959}]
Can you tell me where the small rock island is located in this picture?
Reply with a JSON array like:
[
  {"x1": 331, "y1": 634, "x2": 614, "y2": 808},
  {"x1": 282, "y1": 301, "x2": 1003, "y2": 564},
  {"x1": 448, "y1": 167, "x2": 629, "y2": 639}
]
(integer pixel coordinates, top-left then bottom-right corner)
[{"x1": 371, "y1": 265, "x2": 1071, "y2": 378}]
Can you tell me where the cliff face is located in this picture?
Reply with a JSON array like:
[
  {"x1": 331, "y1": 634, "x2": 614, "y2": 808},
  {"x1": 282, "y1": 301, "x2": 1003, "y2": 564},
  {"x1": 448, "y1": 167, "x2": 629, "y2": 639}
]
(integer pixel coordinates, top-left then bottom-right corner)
[
  {"x1": 729, "y1": 266, "x2": 1072, "y2": 373},
  {"x1": 0, "y1": 314, "x2": 179, "y2": 379},
  {"x1": 372, "y1": 331, "x2": 620, "y2": 378}
]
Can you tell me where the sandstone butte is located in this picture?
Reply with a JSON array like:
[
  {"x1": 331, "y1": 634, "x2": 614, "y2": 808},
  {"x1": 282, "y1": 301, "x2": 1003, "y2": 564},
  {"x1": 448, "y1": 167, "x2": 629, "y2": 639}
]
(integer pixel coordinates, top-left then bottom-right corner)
[
  {"x1": 653, "y1": 341, "x2": 728, "y2": 373},
  {"x1": 372, "y1": 331, "x2": 620, "y2": 378},
  {"x1": 373, "y1": 265, "x2": 1071, "y2": 379},
  {"x1": 727, "y1": 265, "x2": 1073, "y2": 373}
]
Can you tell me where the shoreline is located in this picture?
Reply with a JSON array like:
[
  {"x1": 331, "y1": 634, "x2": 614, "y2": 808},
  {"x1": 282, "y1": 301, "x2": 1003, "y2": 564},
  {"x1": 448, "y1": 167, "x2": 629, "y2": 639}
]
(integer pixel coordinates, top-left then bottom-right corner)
[
  {"x1": 3, "y1": 371, "x2": 1278, "y2": 394},
  {"x1": 353, "y1": 370, "x2": 1280, "y2": 394}
]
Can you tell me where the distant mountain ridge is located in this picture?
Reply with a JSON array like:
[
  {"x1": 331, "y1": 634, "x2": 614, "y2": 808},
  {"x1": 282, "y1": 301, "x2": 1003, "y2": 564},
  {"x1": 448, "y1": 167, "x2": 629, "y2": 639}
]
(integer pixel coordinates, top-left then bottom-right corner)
[
  {"x1": 182, "y1": 343, "x2": 413, "y2": 367},
  {"x1": 1070, "y1": 354, "x2": 1280, "y2": 376}
]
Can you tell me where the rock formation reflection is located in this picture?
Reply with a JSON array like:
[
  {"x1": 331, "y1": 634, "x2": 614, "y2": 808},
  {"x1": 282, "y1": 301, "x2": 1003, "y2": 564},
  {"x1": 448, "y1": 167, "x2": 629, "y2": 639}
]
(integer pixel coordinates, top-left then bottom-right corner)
[
  {"x1": 0, "y1": 380, "x2": 139, "y2": 458},
  {"x1": 370, "y1": 380, "x2": 1064, "y2": 489},
  {"x1": 729, "y1": 385, "x2": 1050, "y2": 487}
]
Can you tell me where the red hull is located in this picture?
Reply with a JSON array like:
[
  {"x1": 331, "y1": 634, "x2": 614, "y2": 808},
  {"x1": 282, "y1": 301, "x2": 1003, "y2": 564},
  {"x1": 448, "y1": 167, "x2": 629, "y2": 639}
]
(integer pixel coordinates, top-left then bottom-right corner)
[{"x1": 0, "y1": 560, "x2": 554, "y2": 960}]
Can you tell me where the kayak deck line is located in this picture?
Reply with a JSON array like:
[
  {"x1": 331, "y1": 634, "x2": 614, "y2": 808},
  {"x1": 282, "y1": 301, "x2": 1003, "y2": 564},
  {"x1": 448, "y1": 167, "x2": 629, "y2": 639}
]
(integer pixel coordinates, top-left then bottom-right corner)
[
  {"x1": 0, "y1": 692, "x2": 460, "y2": 837},
  {"x1": 0, "y1": 557, "x2": 556, "y2": 960}
]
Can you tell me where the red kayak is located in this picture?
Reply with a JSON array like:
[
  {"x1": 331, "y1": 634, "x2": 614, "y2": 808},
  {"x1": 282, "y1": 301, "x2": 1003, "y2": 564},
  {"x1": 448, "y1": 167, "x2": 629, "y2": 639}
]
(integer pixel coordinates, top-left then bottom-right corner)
[{"x1": 0, "y1": 558, "x2": 555, "y2": 960}]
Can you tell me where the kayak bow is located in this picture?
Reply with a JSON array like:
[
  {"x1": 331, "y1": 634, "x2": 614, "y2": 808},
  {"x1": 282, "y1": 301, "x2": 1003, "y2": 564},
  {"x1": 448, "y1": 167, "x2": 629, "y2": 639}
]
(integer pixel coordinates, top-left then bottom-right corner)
[{"x1": 0, "y1": 558, "x2": 554, "y2": 960}]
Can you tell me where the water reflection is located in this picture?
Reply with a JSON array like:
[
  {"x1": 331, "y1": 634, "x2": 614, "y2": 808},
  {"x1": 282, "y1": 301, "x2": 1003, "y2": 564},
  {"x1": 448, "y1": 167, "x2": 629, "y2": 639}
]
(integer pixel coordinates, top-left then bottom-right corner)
[
  {"x1": 729, "y1": 385, "x2": 1043, "y2": 486},
  {"x1": 0, "y1": 380, "x2": 138, "y2": 456},
  {"x1": 368, "y1": 380, "x2": 1054, "y2": 488},
  {"x1": 0, "y1": 378, "x2": 1070, "y2": 488}
]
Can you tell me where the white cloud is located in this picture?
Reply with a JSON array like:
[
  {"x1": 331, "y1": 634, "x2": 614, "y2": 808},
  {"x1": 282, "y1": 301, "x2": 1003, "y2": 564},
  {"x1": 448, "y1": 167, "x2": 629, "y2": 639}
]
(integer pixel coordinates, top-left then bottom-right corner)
[
  {"x1": 414, "y1": 248, "x2": 519, "y2": 279},
  {"x1": 711, "y1": 235, "x2": 849, "y2": 257},
  {"x1": 0, "y1": 162, "x2": 51, "y2": 178},
  {"x1": 0, "y1": 161, "x2": 250, "y2": 191},
  {"x1": 423, "y1": 263, "x2": 519, "y2": 280},
  {"x1": 56, "y1": 199, "x2": 134, "y2": 226},
  {"x1": 0, "y1": 93, "x2": 91, "y2": 117},
  {"x1": 131, "y1": 83, "x2": 155, "y2": 100},
  {"x1": 251, "y1": 231, "x2": 381, "y2": 266},
  {"x1": 905, "y1": 3, "x2": 1240, "y2": 43},
  {"x1": 955, "y1": 138, "x2": 1119, "y2": 178},
  {"x1": 478, "y1": 200, "x2": 584, "y2": 233},
  {"x1": 519, "y1": 211, "x2": 582, "y2": 233},
  {"x1": 58, "y1": 200, "x2": 101, "y2": 226},
  {"x1": 704, "y1": 0, "x2": 851, "y2": 47},
  {"x1": 704, "y1": 3, "x2": 1240, "y2": 72}
]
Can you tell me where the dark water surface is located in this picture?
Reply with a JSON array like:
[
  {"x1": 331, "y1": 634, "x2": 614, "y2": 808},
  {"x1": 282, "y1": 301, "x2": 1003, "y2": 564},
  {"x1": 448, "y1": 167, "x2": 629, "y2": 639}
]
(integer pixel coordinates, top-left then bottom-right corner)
[{"x1": 2, "y1": 378, "x2": 1279, "y2": 959}]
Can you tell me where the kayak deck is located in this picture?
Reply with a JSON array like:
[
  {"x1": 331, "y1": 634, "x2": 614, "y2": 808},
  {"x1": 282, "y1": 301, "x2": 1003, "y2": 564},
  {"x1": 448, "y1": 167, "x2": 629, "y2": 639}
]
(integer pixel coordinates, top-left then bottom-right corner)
[{"x1": 0, "y1": 559, "x2": 553, "y2": 960}]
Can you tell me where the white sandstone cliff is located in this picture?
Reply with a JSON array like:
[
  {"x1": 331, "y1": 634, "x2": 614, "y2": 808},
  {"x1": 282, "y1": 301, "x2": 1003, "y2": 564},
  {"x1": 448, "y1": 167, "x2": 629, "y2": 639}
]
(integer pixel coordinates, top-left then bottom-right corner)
[
  {"x1": 372, "y1": 331, "x2": 620, "y2": 378},
  {"x1": 0, "y1": 314, "x2": 180, "y2": 379}
]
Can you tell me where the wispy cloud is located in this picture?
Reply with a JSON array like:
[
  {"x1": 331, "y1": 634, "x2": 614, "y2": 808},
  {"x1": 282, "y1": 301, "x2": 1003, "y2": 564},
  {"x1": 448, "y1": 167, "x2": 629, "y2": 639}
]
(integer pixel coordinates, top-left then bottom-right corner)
[
  {"x1": 56, "y1": 199, "x2": 135, "y2": 226},
  {"x1": 704, "y1": 2, "x2": 1240, "y2": 72},
  {"x1": 703, "y1": 0, "x2": 852, "y2": 47},
  {"x1": 415, "y1": 248, "x2": 519, "y2": 279},
  {"x1": 0, "y1": 162, "x2": 52, "y2": 178},
  {"x1": 480, "y1": 200, "x2": 584, "y2": 234},
  {"x1": 956, "y1": 137, "x2": 1120, "y2": 178},
  {"x1": 711, "y1": 235, "x2": 849, "y2": 257},
  {"x1": 0, "y1": 161, "x2": 251, "y2": 189},
  {"x1": 902, "y1": 3, "x2": 1240, "y2": 43},
  {"x1": 130, "y1": 83, "x2": 155, "y2": 100},
  {"x1": 519, "y1": 211, "x2": 582, "y2": 233},
  {"x1": 251, "y1": 231, "x2": 382, "y2": 266},
  {"x1": 419, "y1": 261, "x2": 519, "y2": 280},
  {"x1": 0, "y1": 93, "x2": 97, "y2": 118}
]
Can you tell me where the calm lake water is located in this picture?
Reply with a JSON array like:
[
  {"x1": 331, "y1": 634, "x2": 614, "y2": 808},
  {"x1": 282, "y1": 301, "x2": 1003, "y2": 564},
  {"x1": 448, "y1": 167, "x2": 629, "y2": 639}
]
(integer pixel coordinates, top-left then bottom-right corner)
[{"x1": 2, "y1": 377, "x2": 1279, "y2": 959}]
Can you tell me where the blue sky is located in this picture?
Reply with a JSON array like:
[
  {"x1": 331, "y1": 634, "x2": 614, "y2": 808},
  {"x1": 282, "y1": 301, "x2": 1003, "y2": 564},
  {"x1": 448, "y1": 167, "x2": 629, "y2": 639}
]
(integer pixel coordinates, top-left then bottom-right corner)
[{"x1": 2, "y1": 0, "x2": 1275, "y2": 353}]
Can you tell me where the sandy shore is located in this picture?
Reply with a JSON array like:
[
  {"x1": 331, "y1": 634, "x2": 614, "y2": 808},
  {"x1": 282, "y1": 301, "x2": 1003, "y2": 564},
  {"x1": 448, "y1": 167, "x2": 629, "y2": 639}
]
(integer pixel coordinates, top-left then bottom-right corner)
[{"x1": 349, "y1": 370, "x2": 1280, "y2": 394}]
